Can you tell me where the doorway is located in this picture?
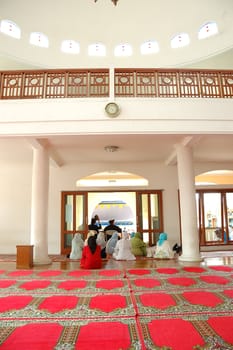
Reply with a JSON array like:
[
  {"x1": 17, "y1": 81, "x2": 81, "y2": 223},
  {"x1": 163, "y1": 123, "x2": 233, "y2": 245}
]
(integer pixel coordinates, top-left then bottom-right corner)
[{"x1": 60, "y1": 189, "x2": 164, "y2": 255}]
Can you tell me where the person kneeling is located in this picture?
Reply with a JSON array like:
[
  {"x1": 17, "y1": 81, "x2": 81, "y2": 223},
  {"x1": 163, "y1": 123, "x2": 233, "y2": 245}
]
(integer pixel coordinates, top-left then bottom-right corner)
[
  {"x1": 113, "y1": 231, "x2": 136, "y2": 261},
  {"x1": 154, "y1": 232, "x2": 173, "y2": 259},
  {"x1": 80, "y1": 236, "x2": 102, "y2": 269}
]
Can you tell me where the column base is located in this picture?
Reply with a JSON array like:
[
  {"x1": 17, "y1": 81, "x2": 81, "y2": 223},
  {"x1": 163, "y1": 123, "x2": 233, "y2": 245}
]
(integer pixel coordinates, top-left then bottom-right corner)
[
  {"x1": 33, "y1": 256, "x2": 52, "y2": 265},
  {"x1": 178, "y1": 254, "x2": 203, "y2": 262}
]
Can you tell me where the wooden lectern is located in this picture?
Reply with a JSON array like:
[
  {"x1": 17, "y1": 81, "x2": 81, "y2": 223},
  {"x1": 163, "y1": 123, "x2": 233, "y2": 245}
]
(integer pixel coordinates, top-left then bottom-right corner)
[{"x1": 16, "y1": 245, "x2": 34, "y2": 269}]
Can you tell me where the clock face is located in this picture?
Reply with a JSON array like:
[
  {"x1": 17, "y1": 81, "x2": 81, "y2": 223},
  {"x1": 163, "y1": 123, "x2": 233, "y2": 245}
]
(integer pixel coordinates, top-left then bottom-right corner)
[{"x1": 105, "y1": 102, "x2": 120, "y2": 117}]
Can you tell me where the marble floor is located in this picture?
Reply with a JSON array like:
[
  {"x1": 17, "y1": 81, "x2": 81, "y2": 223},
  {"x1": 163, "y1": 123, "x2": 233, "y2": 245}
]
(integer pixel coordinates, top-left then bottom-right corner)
[{"x1": 0, "y1": 251, "x2": 233, "y2": 271}]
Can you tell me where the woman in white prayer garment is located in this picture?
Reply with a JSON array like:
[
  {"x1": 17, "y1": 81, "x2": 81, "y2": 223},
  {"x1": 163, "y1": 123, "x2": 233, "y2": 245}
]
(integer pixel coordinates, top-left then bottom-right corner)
[
  {"x1": 70, "y1": 233, "x2": 84, "y2": 259},
  {"x1": 106, "y1": 231, "x2": 119, "y2": 258},
  {"x1": 96, "y1": 231, "x2": 107, "y2": 258},
  {"x1": 113, "y1": 231, "x2": 136, "y2": 261}
]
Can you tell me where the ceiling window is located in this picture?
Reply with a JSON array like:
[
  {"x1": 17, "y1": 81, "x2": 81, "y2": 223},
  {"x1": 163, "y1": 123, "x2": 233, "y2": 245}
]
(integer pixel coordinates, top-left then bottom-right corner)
[
  {"x1": 29, "y1": 32, "x2": 49, "y2": 48},
  {"x1": 88, "y1": 43, "x2": 106, "y2": 56},
  {"x1": 171, "y1": 33, "x2": 190, "y2": 48},
  {"x1": 141, "y1": 40, "x2": 159, "y2": 55},
  {"x1": 114, "y1": 43, "x2": 132, "y2": 57},
  {"x1": 0, "y1": 19, "x2": 21, "y2": 39},
  {"x1": 198, "y1": 21, "x2": 218, "y2": 40},
  {"x1": 61, "y1": 40, "x2": 80, "y2": 54}
]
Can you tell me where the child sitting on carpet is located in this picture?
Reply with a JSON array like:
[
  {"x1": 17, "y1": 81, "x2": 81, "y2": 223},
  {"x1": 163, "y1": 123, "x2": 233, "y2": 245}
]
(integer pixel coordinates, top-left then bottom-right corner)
[
  {"x1": 112, "y1": 231, "x2": 136, "y2": 260},
  {"x1": 154, "y1": 232, "x2": 173, "y2": 259},
  {"x1": 80, "y1": 236, "x2": 102, "y2": 269}
]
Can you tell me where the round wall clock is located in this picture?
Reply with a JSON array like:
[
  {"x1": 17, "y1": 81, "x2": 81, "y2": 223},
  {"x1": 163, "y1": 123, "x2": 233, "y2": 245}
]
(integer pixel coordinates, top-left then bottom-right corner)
[{"x1": 105, "y1": 102, "x2": 120, "y2": 118}]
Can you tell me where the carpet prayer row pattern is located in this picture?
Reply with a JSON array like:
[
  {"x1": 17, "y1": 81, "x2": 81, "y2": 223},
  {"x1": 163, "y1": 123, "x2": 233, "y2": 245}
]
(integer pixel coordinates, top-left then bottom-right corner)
[{"x1": 0, "y1": 265, "x2": 233, "y2": 349}]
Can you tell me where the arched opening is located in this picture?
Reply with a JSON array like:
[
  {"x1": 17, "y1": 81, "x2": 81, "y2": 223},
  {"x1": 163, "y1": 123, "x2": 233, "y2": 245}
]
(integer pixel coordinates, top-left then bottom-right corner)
[{"x1": 76, "y1": 171, "x2": 148, "y2": 187}]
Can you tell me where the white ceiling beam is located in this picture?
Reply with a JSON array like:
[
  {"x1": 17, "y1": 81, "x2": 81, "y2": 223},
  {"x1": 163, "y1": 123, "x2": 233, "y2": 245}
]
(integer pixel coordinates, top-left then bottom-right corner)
[
  {"x1": 165, "y1": 136, "x2": 202, "y2": 166},
  {"x1": 26, "y1": 137, "x2": 64, "y2": 167}
]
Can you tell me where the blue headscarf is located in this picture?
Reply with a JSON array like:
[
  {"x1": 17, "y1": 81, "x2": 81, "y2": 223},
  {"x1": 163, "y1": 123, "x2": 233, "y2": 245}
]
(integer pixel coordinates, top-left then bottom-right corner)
[{"x1": 157, "y1": 232, "x2": 168, "y2": 246}]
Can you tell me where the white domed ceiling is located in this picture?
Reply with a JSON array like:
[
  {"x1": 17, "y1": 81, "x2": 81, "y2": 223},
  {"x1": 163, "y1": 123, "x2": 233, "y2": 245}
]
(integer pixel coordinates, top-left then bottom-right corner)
[{"x1": 0, "y1": 0, "x2": 233, "y2": 69}]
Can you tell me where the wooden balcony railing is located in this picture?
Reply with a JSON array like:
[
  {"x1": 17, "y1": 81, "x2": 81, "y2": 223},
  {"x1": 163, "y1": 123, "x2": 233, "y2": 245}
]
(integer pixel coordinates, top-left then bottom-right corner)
[{"x1": 1, "y1": 68, "x2": 233, "y2": 100}]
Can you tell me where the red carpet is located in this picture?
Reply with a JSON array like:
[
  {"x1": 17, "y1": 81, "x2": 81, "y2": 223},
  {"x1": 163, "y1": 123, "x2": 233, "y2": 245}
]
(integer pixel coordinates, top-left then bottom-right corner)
[
  {"x1": 0, "y1": 280, "x2": 16, "y2": 288},
  {"x1": 19, "y1": 280, "x2": 51, "y2": 290},
  {"x1": 98, "y1": 269, "x2": 123, "y2": 277},
  {"x1": 182, "y1": 291, "x2": 223, "y2": 307},
  {"x1": 0, "y1": 295, "x2": 33, "y2": 312},
  {"x1": 156, "y1": 267, "x2": 179, "y2": 274},
  {"x1": 131, "y1": 278, "x2": 161, "y2": 288},
  {"x1": 0, "y1": 265, "x2": 233, "y2": 349},
  {"x1": 209, "y1": 265, "x2": 233, "y2": 272},
  {"x1": 127, "y1": 268, "x2": 152, "y2": 276},
  {"x1": 7, "y1": 270, "x2": 33, "y2": 277},
  {"x1": 200, "y1": 275, "x2": 231, "y2": 284},
  {"x1": 58, "y1": 280, "x2": 87, "y2": 290},
  {"x1": 182, "y1": 266, "x2": 207, "y2": 273},
  {"x1": 95, "y1": 279, "x2": 125, "y2": 290},
  {"x1": 167, "y1": 276, "x2": 196, "y2": 286},
  {"x1": 143, "y1": 318, "x2": 205, "y2": 350},
  {"x1": 208, "y1": 316, "x2": 233, "y2": 345},
  {"x1": 38, "y1": 295, "x2": 79, "y2": 313},
  {"x1": 0, "y1": 323, "x2": 63, "y2": 350},
  {"x1": 68, "y1": 270, "x2": 92, "y2": 278},
  {"x1": 89, "y1": 294, "x2": 127, "y2": 313},
  {"x1": 139, "y1": 292, "x2": 177, "y2": 309},
  {"x1": 76, "y1": 321, "x2": 134, "y2": 350},
  {"x1": 37, "y1": 270, "x2": 63, "y2": 277}
]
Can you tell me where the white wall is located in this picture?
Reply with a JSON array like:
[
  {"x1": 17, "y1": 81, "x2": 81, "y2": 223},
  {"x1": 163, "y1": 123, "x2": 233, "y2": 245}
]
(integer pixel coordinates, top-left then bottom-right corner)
[{"x1": 1, "y1": 98, "x2": 233, "y2": 135}]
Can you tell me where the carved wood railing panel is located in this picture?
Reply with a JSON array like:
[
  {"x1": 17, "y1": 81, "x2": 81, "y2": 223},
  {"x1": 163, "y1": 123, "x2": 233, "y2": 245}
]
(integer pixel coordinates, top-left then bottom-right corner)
[
  {"x1": 0, "y1": 69, "x2": 109, "y2": 99},
  {"x1": 114, "y1": 68, "x2": 233, "y2": 98}
]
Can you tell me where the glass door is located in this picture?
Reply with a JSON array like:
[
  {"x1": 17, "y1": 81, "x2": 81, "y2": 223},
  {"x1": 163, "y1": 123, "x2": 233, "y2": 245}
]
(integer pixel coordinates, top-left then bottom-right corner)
[
  {"x1": 136, "y1": 191, "x2": 163, "y2": 245},
  {"x1": 196, "y1": 189, "x2": 233, "y2": 246},
  {"x1": 61, "y1": 191, "x2": 87, "y2": 255}
]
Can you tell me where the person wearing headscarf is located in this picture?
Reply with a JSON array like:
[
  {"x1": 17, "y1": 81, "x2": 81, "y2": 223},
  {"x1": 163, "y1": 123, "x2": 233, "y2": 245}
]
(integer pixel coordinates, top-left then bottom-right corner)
[
  {"x1": 69, "y1": 233, "x2": 84, "y2": 259},
  {"x1": 130, "y1": 232, "x2": 147, "y2": 257},
  {"x1": 96, "y1": 231, "x2": 107, "y2": 258},
  {"x1": 105, "y1": 231, "x2": 119, "y2": 258},
  {"x1": 80, "y1": 236, "x2": 102, "y2": 269},
  {"x1": 154, "y1": 232, "x2": 173, "y2": 259},
  {"x1": 113, "y1": 231, "x2": 136, "y2": 261}
]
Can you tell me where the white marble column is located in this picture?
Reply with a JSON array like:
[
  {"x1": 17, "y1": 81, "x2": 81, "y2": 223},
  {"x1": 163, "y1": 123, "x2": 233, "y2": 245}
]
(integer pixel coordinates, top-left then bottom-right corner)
[
  {"x1": 30, "y1": 145, "x2": 51, "y2": 265},
  {"x1": 176, "y1": 144, "x2": 202, "y2": 262}
]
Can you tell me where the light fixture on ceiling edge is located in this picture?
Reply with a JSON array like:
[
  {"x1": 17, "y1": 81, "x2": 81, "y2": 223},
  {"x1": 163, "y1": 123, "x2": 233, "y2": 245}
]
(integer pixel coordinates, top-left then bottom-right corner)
[
  {"x1": 94, "y1": 0, "x2": 119, "y2": 5},
  {"x1": 104, "y1": 145, "x2": 119, "y2": 152}
]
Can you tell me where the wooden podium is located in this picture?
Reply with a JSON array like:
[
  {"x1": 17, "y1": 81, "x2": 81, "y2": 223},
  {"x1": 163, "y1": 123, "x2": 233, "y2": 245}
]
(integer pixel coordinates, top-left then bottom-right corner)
[{"x1": 16, "y1": 245, "x2": 34, "y2": 269}]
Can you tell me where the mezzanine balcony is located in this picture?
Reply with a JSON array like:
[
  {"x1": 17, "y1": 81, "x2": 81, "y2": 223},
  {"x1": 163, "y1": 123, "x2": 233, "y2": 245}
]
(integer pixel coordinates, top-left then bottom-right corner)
[{"x1": 1, "y1": 68, "x2": 233, "y2": 100}]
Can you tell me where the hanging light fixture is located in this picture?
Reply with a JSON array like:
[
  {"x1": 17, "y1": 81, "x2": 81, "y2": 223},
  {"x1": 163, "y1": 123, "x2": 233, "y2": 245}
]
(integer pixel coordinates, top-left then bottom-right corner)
[
  {"x1": 104, "y1": 145, "x2": 119, "y2": 152},
  {"x1": 94, "y1": 0, "x2": 119, "y2": 5}
]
